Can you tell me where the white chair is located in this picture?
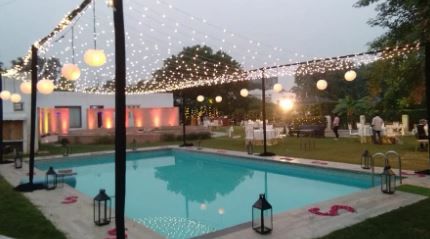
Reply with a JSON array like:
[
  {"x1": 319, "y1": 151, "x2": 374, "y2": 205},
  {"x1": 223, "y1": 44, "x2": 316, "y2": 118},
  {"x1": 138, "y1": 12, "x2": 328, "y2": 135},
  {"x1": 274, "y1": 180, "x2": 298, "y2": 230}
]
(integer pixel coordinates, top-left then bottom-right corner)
[{"x1": 348, "y1": 123, "x2": 359, "y2": 136}]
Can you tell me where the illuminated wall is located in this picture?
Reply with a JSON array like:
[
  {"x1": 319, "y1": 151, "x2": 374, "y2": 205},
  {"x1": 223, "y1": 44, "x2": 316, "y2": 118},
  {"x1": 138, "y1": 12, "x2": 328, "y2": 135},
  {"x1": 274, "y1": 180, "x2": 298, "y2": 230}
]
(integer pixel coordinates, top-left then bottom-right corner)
[
  {"x1": 87, "y1": 107, "x2": 179, "y2": 129},
  {"x1": 38, "y1": 108, "x2": 70, "y2": 135}
]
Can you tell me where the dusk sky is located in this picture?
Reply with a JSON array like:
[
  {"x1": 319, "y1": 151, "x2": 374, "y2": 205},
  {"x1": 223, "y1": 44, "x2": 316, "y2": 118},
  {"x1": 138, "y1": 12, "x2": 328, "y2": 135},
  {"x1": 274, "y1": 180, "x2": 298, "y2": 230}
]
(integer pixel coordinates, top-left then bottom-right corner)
[{"x1": 0, "y1": 0, "x2": 383, "y2": 67}]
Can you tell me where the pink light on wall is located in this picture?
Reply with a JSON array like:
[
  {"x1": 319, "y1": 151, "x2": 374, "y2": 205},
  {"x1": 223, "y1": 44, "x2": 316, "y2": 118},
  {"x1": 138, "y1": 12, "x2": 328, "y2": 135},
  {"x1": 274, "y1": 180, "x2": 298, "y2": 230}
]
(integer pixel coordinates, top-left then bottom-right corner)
[
  {"x1": 134, "y1": 109, "x2": 144, "y2": 127},
  {"x1": 38, "y1": 108, "x2": 70, "y2": 135},
  {"x1": 103, "y1": 109, "x2": 115, "y2": 129},
  {"x1": 87, "y1": 109, "x2": 97, "y2": 130}
]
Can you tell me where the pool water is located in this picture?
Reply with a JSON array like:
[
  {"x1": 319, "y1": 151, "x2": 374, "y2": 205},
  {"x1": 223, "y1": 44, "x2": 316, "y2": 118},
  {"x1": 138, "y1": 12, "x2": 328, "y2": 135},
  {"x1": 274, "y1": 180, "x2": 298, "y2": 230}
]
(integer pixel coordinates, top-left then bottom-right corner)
[{"x1": 36, "y1": 149, "x2": 376, "y2": 239}]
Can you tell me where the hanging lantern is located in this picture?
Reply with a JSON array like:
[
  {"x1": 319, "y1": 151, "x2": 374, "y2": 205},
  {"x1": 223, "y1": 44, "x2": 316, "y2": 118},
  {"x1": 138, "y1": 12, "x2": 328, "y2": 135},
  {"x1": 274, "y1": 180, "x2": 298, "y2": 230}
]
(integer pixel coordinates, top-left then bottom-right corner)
[
  {"x1": 37, "y1": 79, "x2": 55, "y2": 95},
  {"x1": 240, "y1": 88, "x2": 249, "y2": 97},
  {"x1": 196, "y1": 95, "x2": 205, "y2": 102},
  {"x1": 84, "y1": 49, "x2": 107, "y2": 67},
  {"x1": 20, "y1": 81, "x2": 32, "y2": 94},
  {"x1": 45, "y1": 166, "x2": 58, "y2": 190},
  {"x1": 381, "y1": 165, "x2": 396, "y2": 194},
  {"x1": 10, "y1": 93, "x2": 22, "y2": 103},
  {"x1": 344, "y1": 70, "x2": 357, "y2": 81},
  {"x1": 61, "y1": 63, "x2": 81, "y2": 81},
  {"x1": 215, "y1": 96, "x2": 222, "y2": 103},
  {"x1": 361, "y1": 150, "x2": 371, "y2": 169},
  {"x1": 316, "y1": 79, "x2": 328, "y2": 90},
  {"x1": 273, "y1": 83, "x2": 283, "y2": 92},
  {"x1": 252, "y1": 193, "x2": 272, "y2": 234},
  {"x1": 0, "y1": 90, "x2": 11, "y2": 100},
  {"x1": 14, "y1": 151, "x2": 23, "y2": 169},
  {"x1": 94, "y1": 189, "x2": 112, "y2": 226}
]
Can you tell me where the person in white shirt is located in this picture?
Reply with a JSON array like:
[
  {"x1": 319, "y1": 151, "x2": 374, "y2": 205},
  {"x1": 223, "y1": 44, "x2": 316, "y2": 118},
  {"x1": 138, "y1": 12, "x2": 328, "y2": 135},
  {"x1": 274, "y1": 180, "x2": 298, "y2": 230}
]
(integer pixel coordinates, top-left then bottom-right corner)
[{"x1": 371, "y1": 115, "x2": 384, "y2": 144}]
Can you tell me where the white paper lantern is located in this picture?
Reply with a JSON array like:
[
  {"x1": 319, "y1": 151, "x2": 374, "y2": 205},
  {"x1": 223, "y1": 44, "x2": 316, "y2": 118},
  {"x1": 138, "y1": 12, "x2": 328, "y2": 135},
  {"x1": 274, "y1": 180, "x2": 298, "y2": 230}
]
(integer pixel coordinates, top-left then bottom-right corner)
[
  {"x1": 20, "y1": 81, "x2": 32, "y2": 94},
  {"x1": 0, "y1": 90, "x2": 11, "y2": 100},
  {"x1": 84, "y1": 49, "x2": 107, "y2": 67},
  {"x1": 196, "y1": 95, "x2": 205, "y2": 102},
  {"x1": 273, "y1": 83, "x2": 283, "y2": 92},
  {"x1": 37, "y1": 79, "x2": 55, "y2": 95},
  {"x1": 215, "y1": 96, "x2": 222, "y2": 103},
  {"x1": 106, "y1": 0, "x2": 114, "y2": 8},
  {"x1": 240, "y1": 88, "x2": 249, "y2": 97},
  {"x1": 10, "y1": 93, "x2": 22, "y2": 103},
  {"x1": 61, "y1": 63, "x2": 81, "y2": 81},
  {"x1": 316, "y1": 79, "x2": 328, "y2": 90},
  {"x1": 344, "y1": 70, "x2": 357, "y2": 81}
]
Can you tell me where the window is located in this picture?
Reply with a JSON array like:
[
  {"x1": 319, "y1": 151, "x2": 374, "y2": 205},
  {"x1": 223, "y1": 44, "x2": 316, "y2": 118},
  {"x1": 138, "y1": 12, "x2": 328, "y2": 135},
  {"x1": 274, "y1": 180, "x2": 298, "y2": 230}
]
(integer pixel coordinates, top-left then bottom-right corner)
[
  {"x1": 13, "y1": 103, "x2": 23, "y2": 111},
  {"x1": 55, "y1": 106, "x2": 82, "y2": 128}
]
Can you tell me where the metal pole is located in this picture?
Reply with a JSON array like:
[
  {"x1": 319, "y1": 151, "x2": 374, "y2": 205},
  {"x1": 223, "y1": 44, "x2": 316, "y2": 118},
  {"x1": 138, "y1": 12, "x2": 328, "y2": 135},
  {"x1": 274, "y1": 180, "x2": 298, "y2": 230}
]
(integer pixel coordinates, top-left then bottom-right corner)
[
  {"x1": 0, "y1": 72, "x2": 3, "y2": 164},
  {"x1": 29, "y1": 45, "x2": 38, "y2": 185},
  {"x1": 260, "y1": 70, "x2": 275, "y2": 156},
  {"x1": 426, "y1": 42, "x2": 430, "y2": 167},
  {"x1": 179, "y1": 95, "x2": 193, "y2": 147},
  {"x1": 113, "y1": 0, "x2": 126, "y2": 238}
]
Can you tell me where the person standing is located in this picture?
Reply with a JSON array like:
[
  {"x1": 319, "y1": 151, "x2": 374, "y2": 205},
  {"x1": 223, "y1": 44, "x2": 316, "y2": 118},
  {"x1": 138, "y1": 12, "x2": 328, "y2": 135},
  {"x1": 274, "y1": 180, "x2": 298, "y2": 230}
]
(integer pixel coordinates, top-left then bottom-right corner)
[
  {"x1": 332, "y1": 114, "x2": 340, "y2": 140},
  {"x1": 371, "y1": 115, "x2": 384, "y2": 144}
]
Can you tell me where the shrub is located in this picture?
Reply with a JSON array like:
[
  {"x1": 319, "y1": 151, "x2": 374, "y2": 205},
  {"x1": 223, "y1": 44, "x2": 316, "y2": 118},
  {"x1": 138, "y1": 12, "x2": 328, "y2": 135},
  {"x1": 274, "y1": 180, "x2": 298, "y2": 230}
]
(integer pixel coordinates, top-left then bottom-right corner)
[
  {"x1": 160, "y1": 133, "x2": 177, "y2": 142},
  {"x1": 94, "y1": 135, "x2": 114, "y2": 144}
]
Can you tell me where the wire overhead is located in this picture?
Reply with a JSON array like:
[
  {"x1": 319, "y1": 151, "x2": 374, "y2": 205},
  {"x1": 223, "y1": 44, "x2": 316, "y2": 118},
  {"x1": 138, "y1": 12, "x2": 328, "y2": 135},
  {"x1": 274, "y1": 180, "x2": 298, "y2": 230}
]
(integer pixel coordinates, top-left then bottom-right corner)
[{"x1": 5, "y1": 0, "x2": 421, "y2": 94}]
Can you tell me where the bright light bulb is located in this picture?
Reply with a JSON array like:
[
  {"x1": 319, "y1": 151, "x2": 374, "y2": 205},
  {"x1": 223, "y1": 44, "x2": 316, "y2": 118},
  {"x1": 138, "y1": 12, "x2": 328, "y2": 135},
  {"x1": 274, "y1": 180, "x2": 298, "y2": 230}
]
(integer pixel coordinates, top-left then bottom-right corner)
[
  {"x1": 10, "y1": 93, "x2": 22, "y2": 103},
  {"x1": 84, "y1": 49, "x2": 107, "y2": 67},
  {"x1": 273, "y1": 83, "x2": 283, "y2": 92},
  {"x1": 316, "y1": 79, "x2": 328, "y2": 90},
  {"x1": 196, "y1": 95, "x2": 204, "y2": 102},
  {"x1": 344, "y1": 70, "x2": 357, "y2": 81},
  {"x1": 280, "y1": 99, "x2": 294, "y2": 111},
  {"x1": 215, "y1": 96, "x2": 222, "y2": 103},
  {"x1": 240, "y1": 88, "x2": 248, "y2": 97}
]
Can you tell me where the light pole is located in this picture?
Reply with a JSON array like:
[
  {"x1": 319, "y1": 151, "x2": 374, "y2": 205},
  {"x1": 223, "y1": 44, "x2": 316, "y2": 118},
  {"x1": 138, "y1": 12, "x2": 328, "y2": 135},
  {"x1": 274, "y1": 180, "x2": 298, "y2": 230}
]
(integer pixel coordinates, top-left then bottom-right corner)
[
  {"x1": 260, "y1": 70, "x2": 275, "y2": 156},
  {"x1": 177, "y1": 96, "x2": 193, "y2": 147}
]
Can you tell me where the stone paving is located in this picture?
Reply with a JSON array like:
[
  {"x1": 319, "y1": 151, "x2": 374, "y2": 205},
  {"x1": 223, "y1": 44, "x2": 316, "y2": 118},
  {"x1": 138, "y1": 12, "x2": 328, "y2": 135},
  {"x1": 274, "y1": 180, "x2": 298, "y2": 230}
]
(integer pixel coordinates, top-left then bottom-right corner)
[{"x1": 1, "y1": 146, "x2": 428, "y2": 239}]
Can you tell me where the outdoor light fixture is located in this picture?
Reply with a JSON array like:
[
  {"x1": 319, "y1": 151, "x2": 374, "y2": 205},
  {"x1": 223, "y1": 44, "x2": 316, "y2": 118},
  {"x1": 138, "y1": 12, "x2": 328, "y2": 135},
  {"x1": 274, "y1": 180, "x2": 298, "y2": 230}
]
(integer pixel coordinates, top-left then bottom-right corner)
[
  {"x1": 37, "y1": 79, "x2": 55, "y2": 95},
  {"x1": 316, "y1": 79, "x2": 328, "y2": 90},
  {"x1": 196, "y1": 95, "x2": 204, "y2": 102},
  {"x1": 252, "y1": 193, "x2": 273, "y2": 234},
  {"x1": 344, "y1": 70, "x2": 357, "y2": 81},
  {"x1": 381, "y1": 165, "x2": 396, "y2": 194},
  {"x1": 0, "y1": 90, "x2": 11, "y2": 100},
  {"x1": 61, "y1": 63, "x2": 81, "y2": 81},
  {"x1": 240, "y1": 88, "x2": 249, "y2": 97},
  {"x1": 20, "y1": 81, "x2": 32, "y2": 94},
  {"x1": 94, "y1": 189, "x2": 112, "y2": 226},
  {"x1": 361, "y1": 150, "x2": 371, "y2": 169},
  {"x1": 215, "y1": 95, "x2": 222, "y2": 103},
  {"x1": 45, "y1": 166, "x2": 58, "y2": 190},
  {"x1": 273, "y1": 83, "x2": 283, "y2": 92},
  {"x1": 14, "y1": 151, "x2": 23, "y2": 169},
  {"x1": 10, "y1": 93, "x2": 22, "y2": 103},
  {"x1": 84, "y1": 49, "x2": 107, "y2": 67},
  {"x1": 279, "y1": 98, "x2": 294, "y2": 111}
]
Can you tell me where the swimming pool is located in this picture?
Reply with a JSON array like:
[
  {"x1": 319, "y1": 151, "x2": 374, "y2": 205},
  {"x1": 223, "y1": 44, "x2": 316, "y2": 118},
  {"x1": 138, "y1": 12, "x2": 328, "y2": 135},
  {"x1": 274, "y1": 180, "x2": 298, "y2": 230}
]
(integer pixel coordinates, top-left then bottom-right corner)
[{"x1": 36, "y1": 149, "x2": 376, "y2": 238}]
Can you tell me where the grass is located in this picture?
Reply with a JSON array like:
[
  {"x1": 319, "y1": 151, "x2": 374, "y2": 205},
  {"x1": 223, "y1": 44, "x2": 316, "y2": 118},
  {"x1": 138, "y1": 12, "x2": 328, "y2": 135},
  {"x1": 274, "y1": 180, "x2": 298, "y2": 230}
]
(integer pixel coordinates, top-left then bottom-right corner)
[
  {"x1": 320, "y1": 185, "x2": 430, "y2": 239},
  {"x1": 0, "y1": 176, "x2": 66, "y2": 239},
  {"x1": 34, "y1": 126, "x2": 429, "y2": 171}
]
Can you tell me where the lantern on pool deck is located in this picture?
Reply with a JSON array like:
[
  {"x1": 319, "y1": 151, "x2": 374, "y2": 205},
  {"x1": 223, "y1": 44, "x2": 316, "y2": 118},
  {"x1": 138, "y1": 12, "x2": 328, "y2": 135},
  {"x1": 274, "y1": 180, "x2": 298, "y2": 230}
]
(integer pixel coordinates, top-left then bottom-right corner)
[
  {"x1": 94, "y1": 189, "x2": 112, "y2": 226},
  {"x1": 381, "y1": 165, "x2": 396, "y2": 194},
  {"x1": 252, "y1": 193, "x2": 272, "y2": 234},
  {"x1": 45, "y1": 166, "x2": 58, "y2": 190},
  {"x1": 361, "y1": 149, "x2": 371, "y2": 169},
  {"x1": 14, "y1": 151, "x2": 23, "y2": 169}
]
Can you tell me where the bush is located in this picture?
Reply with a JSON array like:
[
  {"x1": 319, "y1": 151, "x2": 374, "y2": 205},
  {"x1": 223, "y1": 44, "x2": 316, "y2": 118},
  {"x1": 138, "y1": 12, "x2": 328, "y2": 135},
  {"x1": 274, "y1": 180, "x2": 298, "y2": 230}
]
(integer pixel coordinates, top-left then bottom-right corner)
[
  {"x1": 184, "y1": 132, "x2": 211, "y2": 140},
  {"x1": 94, "y1": 136, "x2": 114, "y2": 144},
  {"x1": 60, "y1": 138, "x2": 69, "y2": 146},
  {"x1": 160, "y1": 133, "x2": 177, "y2": 142}
]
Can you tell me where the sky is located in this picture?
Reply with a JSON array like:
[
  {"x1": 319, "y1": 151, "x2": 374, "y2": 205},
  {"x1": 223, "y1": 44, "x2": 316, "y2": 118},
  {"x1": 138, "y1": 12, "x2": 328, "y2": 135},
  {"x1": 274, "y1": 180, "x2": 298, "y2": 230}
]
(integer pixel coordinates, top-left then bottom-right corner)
[{"x1": 0, "y1": 0, "x2": 384, "y2": 89}]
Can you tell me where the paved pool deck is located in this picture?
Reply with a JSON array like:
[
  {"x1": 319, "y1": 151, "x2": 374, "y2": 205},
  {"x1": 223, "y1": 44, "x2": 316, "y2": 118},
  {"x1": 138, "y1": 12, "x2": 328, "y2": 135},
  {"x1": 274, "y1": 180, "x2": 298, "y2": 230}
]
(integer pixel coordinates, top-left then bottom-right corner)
[{"x1": 0, "y1": 146, "x2": 429, "y2": 239}]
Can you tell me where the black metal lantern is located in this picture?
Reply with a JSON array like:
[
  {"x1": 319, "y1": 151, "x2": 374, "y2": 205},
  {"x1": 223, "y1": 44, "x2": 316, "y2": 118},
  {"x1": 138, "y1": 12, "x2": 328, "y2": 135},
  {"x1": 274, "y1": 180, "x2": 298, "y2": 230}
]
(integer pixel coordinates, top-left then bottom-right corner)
[
  {"x1": 361, "y1": 150, "x2": 371, "y2": 169},
  {"x1": 252, "y1": 193, "x2": 273, "y2": 234},
  {"x1": 94, "y1": 189, "x2": 112, "y2": 226},
  {"x1": 45, "y1": 166, "x2": 58, "y2": 190},
  {"x1": 247, "y1": 141, "x2": 254, "y2": 155},
  {"x1": 381, "y1": 165, "x2": 396, "y2": 194},
  {"x1": 14, "y1": 151, "x2": 23, "y2": 169}
]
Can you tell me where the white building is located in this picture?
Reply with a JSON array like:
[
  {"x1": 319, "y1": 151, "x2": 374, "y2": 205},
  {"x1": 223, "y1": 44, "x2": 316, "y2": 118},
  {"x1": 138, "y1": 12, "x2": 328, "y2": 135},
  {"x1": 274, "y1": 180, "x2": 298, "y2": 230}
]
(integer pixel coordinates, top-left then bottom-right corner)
[{"x1": 1, "y1": 77, "x2": 177, "y2": 153}]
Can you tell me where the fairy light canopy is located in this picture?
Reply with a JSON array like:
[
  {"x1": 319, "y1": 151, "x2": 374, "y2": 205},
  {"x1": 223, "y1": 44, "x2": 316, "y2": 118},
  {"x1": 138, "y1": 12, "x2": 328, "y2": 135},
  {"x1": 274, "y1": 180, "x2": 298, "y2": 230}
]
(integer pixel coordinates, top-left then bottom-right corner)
[{"x1": 4, "y1": 0, "x2": 422, "y2": 95}]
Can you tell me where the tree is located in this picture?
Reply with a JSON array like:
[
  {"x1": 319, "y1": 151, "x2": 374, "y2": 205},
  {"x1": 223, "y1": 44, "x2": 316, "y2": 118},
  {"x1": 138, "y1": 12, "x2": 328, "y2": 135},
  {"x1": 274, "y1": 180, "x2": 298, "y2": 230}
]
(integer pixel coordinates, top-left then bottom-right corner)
[
  {"x1": 332, "y1": 96, "x2": 372, "y2": 124},
  {"x1": 143, "y1": 45, "x2": 250, "y2": 122}
]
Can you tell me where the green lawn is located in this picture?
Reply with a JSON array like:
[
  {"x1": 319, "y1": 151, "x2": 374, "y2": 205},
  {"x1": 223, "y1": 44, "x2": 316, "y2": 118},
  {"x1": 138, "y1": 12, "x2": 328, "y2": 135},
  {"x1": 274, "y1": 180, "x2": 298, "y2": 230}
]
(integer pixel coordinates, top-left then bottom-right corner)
[
  {"x1": 0, "y1": 176, "x2": 66, "y2": 239},
  {"x1": 320, "y1": 185, "x2": 430, "y2": 239},
  {"x1": 35, "y1": 128, "x2": 429, "y2": 171}
]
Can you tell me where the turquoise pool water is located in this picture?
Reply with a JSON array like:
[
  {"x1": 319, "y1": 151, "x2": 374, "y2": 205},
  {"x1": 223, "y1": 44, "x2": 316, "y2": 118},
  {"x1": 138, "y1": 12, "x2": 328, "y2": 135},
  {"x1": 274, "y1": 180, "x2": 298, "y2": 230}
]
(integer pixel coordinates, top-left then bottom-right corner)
[{"x1": 36, "y1": 149, "x2": 376, "y2": 238}]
